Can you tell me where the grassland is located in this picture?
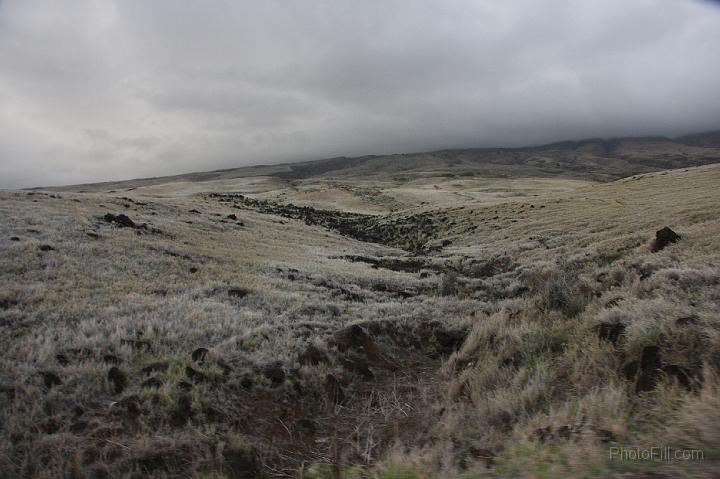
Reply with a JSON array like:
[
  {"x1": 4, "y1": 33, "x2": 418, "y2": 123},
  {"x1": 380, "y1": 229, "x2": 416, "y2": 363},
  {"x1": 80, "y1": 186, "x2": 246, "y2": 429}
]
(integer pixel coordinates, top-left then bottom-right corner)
[{"x1": 2, "y1": 136, "x2": 720, "y2": 478}]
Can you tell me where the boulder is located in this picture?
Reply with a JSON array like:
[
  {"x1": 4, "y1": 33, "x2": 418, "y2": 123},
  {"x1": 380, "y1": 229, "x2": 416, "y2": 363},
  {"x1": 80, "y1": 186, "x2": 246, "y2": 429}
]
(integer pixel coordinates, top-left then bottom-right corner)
[
  {"x1": 650, "y1": 227, "x2": 681, "y2": 253},
  {"x1": 107, "y1": 367, "x2": 127, "y2": 394}
]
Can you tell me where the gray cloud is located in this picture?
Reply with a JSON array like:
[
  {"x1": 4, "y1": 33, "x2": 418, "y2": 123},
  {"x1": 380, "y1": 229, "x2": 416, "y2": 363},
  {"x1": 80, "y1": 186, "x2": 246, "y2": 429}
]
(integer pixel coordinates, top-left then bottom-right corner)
[{"x1": 1, "y1": 0, "x2": 720, "y2": 187}]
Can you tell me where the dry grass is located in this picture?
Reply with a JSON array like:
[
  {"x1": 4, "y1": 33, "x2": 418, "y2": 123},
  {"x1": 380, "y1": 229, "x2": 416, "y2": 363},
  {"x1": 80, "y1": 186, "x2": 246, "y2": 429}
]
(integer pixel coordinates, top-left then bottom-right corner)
[{"x1": 1, "y1": 163, "x2": 720, "y2": 477}]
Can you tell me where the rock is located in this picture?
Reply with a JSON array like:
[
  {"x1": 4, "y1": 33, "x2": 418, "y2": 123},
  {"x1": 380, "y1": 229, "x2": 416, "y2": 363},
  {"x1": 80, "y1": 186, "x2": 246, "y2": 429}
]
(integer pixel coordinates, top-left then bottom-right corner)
[
  {"x1": 434, "y1": 328, "x2": 467, "y2": 354},
  {"x1": 228, "y1": 288, "x2": 249, "y2": 298},
  {"x1": 141, "y1": 361, "x2": 169, "y2": 375},
  {"x1": 141, "y1": 377, "x2": 163, "y2": 389},
  {"x1": 10, "y1": 237, "x2": 20, "y2": 241},
  {"x1": 675, "y1": 316, "x2": 698, "y2": 326},
  {"x1": 333, "y1": 324, "x2": 372, "y2": 352},
  {"x1": 191, "y1": 347, "x2": 209, "y2": 362},
  {"x1": 636, "y1": 345, "x2": 662, "y2": 393},
  {"x1": 226, "y1": 214, "x2": 238, "y2": 220},
  {"x1": 650, "y1": 227, "x2": 681, "y2": 252},
  {"x1": 39, "y1": 371, "x2": 62, "y2": 389},
  {"x1": 177, "y1": 381, "x2": 193, "y2": 391},
  {"x1": 103, "y1": 213, "x2": 137, "y2": 228},
  {"x1": 38, "y1": 244, "x2": 55, "y2": 252},
  {"x1": 171, "y1": 394, "x2": 193, "y2": 426},
  {"x1": 102, "y1": 354, "x2": 123, "y2": 365},
  {"x1": 339, "y1": 356, "x2": 374, "y2": 380},
  {"x1": 185, "y1": 366, "x2": 209, "y2": 383},
  {"x1": 262, "y1": 362, "x2": 286, "y2": 386},
  {"x1": 324, "y1": 374, "x2": 346, "y2": 404},
  {"x1": 108, "y1": 367, "x2": 127, "y2": 394},
  {"x1": 662, "y1": 365, "x2": 693, "y2": 390},
  {"x1": 56, "y1": 354, "x2": 69, "y2": 366},
  {"x1": 189, "y1": 267, "x2": 198, "y2": 274},
  {"x1": 222, "y1": 445, "x2": 260, "y2": 479},
  {"x1": 86, "y1": 232, "x2": 99, "y2": 239},
  {"x1": 597, "y1": 321, "x2": 626, "y2": 345},
  {"x1": 298, "y1": 344, "x2": 329, "y2": 366},
  {"x1": 121, "y1": 339, "x2": 152, "y2": 351}
]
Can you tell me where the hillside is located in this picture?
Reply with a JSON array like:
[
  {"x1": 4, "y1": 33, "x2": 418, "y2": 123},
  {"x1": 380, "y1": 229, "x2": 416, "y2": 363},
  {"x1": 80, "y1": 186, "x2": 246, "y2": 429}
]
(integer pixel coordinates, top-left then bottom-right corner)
[{"x1": 1, "y1": 157, "x2": 720, "y2": 477}]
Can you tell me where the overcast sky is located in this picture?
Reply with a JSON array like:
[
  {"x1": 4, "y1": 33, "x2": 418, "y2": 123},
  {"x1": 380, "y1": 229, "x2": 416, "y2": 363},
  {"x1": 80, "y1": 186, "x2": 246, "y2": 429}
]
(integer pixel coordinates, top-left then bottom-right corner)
[{"x1": 1, "y1": 0, "x2": 720, "y2": 187}]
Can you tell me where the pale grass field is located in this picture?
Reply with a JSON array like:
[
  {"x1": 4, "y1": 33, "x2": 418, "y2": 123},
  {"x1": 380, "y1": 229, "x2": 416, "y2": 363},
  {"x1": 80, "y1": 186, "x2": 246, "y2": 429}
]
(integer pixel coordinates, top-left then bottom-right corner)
[{"x1": 1, "y1": 164, "x2": 719, "y2": 477}]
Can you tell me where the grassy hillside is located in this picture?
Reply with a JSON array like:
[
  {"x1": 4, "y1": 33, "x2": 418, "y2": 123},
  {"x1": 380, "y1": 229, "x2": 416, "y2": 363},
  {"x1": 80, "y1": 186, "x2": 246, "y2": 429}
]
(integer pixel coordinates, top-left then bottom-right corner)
[{"x1": 1, "y1": 159, "x2": 719, "y2": 477}]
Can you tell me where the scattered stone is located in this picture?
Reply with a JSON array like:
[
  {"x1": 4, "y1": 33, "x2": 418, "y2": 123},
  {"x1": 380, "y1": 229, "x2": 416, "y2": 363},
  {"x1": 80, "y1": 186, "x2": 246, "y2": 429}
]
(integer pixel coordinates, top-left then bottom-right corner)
[
  {"x1": 103, "y1": 213, "x2": 137, "y2": 228},
  {"x1": 324, "y1": 374, "x2": 345, "y2": 404},
  {"x1": 103, "y1": 354, "x2": 123, "y2": 365},
  {"x1": 650, "y1": 226, "x2": 681, "y2": 253},
  {"x1": 177, "y1": 381, "x2": 193, "y2": 391},
  {"x1": 597, "y1": 321, "x2": 626, "y2": 345},
  {"x1": 108, "y1": 367, "x2": 127, "y2": 394},
  {"x1": 339, "y1": 356, "x2": 374, "y2": 380},
  {"x1": 675, "y1": 316, "x2": 698, "y2": 326},
  {"x1": 226, "y1": 214, "x2": 238, "y2": 220},
  {"x1": 262, "y1": 362, "x2": 286, "y2": 386},
  {"x1": 86, "y1": 232, "x2": 99, "y2": 239},
  {"x1": 635, "y1": 345, "x2": 662, "y2": 393},
  {"x1": 228, "y1": 288, "x2": 249, "y2": 299},
  {"x1": 141, "y1": 377, "x2": 163, "y2": 389},
  {"x1": 662, "y1": 364, "x2": 692, "y2": 390},
  {"x1": 56, "y1": 354, "x2": 70, "y2": 366},
  {"x1": 141, "y1": 361, "x2": 169, "y2": 375},
  {"x1": 298, "y1": 344, "x2": 330, "y2": 366},
  {"x1": 171, "y1": 394, "x2": 194, "y2": 426},
  {"x1": 38, "y1": 244, "x2": 55, "y2": 252},
  {"x1": 189, "y1": 267, "x2": 198, "y2": 274},
  {"x1": 185, "y1": 366, "x2": 209, "y2": 383},
  {"x1": 10, "y1": 237, "x2": 20, "y2": 241},
  {"x1": 121, "y1": 339, "x2": 152, "y2": 351},
  {"x1": 39, "y1": 371, "x2": 62, "y2": 389},
  {"x1": 191, "y1": 347, "x2": 209, "y2": 362}
]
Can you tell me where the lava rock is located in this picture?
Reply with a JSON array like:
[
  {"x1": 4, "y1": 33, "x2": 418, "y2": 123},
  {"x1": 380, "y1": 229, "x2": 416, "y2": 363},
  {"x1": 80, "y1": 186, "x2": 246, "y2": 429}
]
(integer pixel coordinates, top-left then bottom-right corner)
[
  {"x1": 650, "y1": 227, "x2": 681, "y2": 253},
  {"x1": 39, "y1": 371, "x2": 62, "y2": 389},
  {"x1": 107, "y1": 367, "x2": 127, "y2": 394},
  {"x1": 636, "y1": 345, "x2": 662, "y2": 393},
  {"x1": 191, "y1": 347, "x2": 209, "y2": 362},
  {"x1": 262, "y1": 362, "x2": 286, "y2": 386}
]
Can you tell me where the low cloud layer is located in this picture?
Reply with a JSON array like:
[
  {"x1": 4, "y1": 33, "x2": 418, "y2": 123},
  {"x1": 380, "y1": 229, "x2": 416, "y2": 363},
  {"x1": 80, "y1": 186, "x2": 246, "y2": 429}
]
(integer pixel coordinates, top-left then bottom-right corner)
[{"x1": 1, "y1": 0, "x2": 720, "y2": 187}]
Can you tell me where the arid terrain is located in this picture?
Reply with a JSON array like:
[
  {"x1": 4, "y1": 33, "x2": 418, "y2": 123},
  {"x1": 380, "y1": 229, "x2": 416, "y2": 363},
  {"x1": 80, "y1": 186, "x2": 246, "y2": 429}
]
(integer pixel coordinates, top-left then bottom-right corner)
[{"x1": 2, "y1": 133, "x2": 720, "y2": 478}]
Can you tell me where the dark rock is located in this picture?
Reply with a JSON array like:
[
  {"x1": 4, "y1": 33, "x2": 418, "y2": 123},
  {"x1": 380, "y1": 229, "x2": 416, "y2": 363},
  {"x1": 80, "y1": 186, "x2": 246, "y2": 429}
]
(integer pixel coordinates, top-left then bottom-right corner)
[
  {"x1": 86, "y1": 232, "x2": 99, "y2": 239},
  {"x1": 636, "y1": 345, "x2": 662, "y2": 393},
  {"x1": 662, "y1": 365, "x2": 693, "y2": 390},
  {"x1": 39, "y1": 371, "x2": 62, "y2": 389},
  {"x1": 339, "y1": 356, "x2": 374, "y2": 380},
  {"x1": 262, "y1": 362, "x2": 285, "y2": 386},
  {"x1": 189, "y1": 267, "x2": 198, "y2": 274},
  {"x1": 676, "y1": 316, "x2": 698, "y2": 326},
  {"x1": 103, "y1": 354, "x2": 123, "y2": 365},
  {"x1": 38, "y1": 244, "x2": 55, "y2": 252},
  {"x1": 171, "y1": 394, "x2": 194, "y2": 426},
  {"x1": 141, "y1": 362, "x2": 169, "y2": 375},
  {"x1": 191, "y1": 347, "x2": 209, "y2": 362},
  {"x1": 185, "y1": 366, "x2": 209, "y2": 383},
  {"x1": 597, "y1": 321, "x2": 626, "y2": 345},
  {"x1": 240, "y1": 376, "x2": 253, "y2": 390},
  {"x1": 228, "y1": 288, "x2": 249, "y2": 298},
  {"x1": 298, "y1": 344, "x2": 329, "y2": 366},
  {"x1": 56, "y1": 354, "x2": 69, "y2": 366},
  {"x1": 650, "y1": 227, "x2": 681, "y2": 253},
  {"x1": 324, "y1": 374, "x2": 346, "y2": 404},
  {"x1": 222, "y1": 444, "x2": 260, "y2": 479},
  {"x1": 434, "y1": 328, "x2": 467, "y2": 353},
  {"x1": 188, "y1": 209, "x2": 201, "y2": 214},
  {"x1": 622, "y1": 360, "x2": 639, "y2": 381},
  {"x1": 141, "y1": 377, "x2": 163, "y2": 389},
  {"x1": 103, "y1": 213, "x2": 137, "y2": 228},
  {"x1": 10, "y1": 237, "x2": 20, "y2": 241},
  {"x1": 121, "y1": 339, "x2": 152, "y2": 351},
  {"x1": 333, "y1": 324, "x2": 372, "y2": 352},
  {"x1": 177, "y1": 381, "x2": 193, "y2": 391},
  {"x1": 107, "y1": 367, "x2": 127, "y2": 394},
  {"x1": 226, "y1": 214, "x2": 238, "y2": 220}
]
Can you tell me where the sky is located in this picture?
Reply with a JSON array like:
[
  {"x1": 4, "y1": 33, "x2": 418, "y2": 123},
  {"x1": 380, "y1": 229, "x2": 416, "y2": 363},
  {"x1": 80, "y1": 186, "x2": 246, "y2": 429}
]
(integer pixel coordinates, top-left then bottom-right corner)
[{"x1": 1, "y1": 0, "x2": 720, "y2": 188}]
